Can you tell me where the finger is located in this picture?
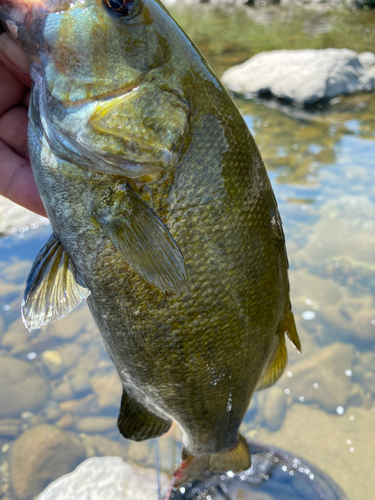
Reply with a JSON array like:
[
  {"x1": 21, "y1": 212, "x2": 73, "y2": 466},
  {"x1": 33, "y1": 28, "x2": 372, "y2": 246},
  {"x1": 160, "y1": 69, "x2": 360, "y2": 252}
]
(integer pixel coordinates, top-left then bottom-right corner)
[
  {"x1": 0, "y1": 106, "x2": 28, "y2": 158},
  {"x1": 0, "y1": 33, "x2": 31, "y2": 87},
  {"x1": 0, "y1": 140, "x2": 47, "y2": 217},
  {"x1": 0, "y1": 61, "x2": 27, "y2": 116}
]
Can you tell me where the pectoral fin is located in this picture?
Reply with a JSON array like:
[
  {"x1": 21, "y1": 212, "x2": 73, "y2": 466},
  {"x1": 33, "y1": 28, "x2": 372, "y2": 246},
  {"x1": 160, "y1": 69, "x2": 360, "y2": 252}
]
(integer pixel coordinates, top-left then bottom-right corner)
[
  {"x1": 22, "y1": 233, "x2": 91, "y2": 331},
  {"x1": 93, "y1": 184, "x2": 188, "y2": 294}
]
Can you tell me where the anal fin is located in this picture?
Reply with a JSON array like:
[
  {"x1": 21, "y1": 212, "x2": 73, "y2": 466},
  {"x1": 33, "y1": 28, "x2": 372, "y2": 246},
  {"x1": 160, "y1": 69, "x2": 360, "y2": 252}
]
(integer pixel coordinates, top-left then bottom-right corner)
[
  {"x1": 22, "y1": 233, "x2": 91, "y2": 331},
  {"x1": 118, "y1": 389, "x2": 172, "y2": 441}
]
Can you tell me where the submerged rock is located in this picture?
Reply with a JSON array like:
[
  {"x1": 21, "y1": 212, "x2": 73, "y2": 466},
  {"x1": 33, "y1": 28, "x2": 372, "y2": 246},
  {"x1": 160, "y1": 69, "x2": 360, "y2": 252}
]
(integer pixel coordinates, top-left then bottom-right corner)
[
  {"x1": 0, "y1": 357, "x2": 49, "y2": 418},
  {"x1": 37, "y1": 456, "x2": 169, "y2": 500},
  {"x1": 222, "y1": 49, "x2": 375, "y2": 105},
  {"x1": 9, "y1": 425, "x2": 86, "y2": 500},
  {"x1": 279, "y1": 343, "x2": 354, "y2": 413},
  {"x1": 91, "y1": 371, "x2": 122, "y2": 408},
  {"x1": 256, "y1": 405, "x2": 375, "y2": 500}
]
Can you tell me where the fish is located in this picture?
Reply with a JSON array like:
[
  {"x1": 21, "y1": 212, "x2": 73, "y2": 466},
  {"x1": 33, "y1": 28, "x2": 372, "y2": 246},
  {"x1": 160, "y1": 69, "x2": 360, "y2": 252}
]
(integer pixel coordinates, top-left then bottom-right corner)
[{"x1": 0, "y1": 0, "x2": 300, "y2": 485}]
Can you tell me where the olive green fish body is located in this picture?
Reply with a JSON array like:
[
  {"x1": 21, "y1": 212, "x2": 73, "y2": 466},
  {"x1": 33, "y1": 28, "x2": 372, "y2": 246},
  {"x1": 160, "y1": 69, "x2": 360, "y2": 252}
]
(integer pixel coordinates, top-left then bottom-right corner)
[{"x1": 1, "y1": 0, "x2": 299, "y2": 473}]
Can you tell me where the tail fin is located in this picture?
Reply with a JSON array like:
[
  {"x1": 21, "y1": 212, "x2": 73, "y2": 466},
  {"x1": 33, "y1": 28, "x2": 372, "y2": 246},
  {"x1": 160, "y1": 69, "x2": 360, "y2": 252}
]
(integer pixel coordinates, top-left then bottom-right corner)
[{"x1": 173, "y1": 433, "x2": 250, "y2": 487}]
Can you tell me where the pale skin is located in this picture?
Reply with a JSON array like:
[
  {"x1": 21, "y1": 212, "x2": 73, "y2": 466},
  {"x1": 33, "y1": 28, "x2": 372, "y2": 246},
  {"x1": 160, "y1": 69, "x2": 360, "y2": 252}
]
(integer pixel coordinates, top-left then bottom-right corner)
[{"x1": 0, "y1": 31, "x2": 47, "y2": 217}]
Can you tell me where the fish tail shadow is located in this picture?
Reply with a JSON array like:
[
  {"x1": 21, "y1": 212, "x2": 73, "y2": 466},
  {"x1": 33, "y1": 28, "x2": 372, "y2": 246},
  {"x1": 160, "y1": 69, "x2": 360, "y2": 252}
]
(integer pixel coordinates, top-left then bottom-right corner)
[{"x1": 171, "y1": 433, "x2": 250, "y2": 488}]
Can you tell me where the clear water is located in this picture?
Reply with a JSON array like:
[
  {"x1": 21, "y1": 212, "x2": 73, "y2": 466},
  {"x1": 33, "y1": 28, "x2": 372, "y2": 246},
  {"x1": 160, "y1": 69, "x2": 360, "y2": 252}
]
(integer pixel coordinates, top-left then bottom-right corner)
[{"x1": 1, "y1": 2, "x2": 375, "y2": 499}]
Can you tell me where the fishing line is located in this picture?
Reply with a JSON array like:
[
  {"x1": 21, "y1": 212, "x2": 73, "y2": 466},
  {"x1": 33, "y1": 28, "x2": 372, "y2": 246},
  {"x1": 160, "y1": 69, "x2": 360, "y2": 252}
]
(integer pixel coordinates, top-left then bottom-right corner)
[{"x1": 155, "y1": 437, "x2": 162, "y2": 500}]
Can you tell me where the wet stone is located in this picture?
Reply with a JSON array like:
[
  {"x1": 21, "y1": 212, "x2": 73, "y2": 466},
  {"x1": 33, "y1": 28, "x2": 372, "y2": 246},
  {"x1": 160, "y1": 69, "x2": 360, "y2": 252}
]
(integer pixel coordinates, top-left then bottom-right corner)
[
  {"x1": 75, "y1": 417, "x2": 118, "y2": 434},
  {"x1": 257, "y1": 386, "x2": 288, "y2": 432},
  {"x1": 82, "y1": 435, "x2": 127, "y2": 460},
  {"x1": 0, "y1": 419, "x2": 22, "y2": 439},
  {"x1": 52, "y1": 381, "x2": 75, "y2": 402},
  {"x1": 279, "y1": 342, "x2": 354, "y2": 413},
  {"x1": 91, "y1": 371, "x2": 122, "y2": 408},
  {"x1": 45, "y1": 305, "x2": 92, "y2": 340},
  {"x1": 57, "y1": 413, "x2": 76, "y2": 430},
  {"x1": 256, "y1": 405, "x2": 375, "y2": 500},
  {"x1": 43, "y1": 401, "x2": 62, "y2": 422},
  {"x1": 70, "y1": 371, "x2": 92, "y2": 395},
  {"x1": 9, "y1": 425, "x2": 86, "y2": 500},
  {"x1": 1, "y1": 319, "x2": 30, "y2": 352},
  {"x1": 58, "y1": 344, "x2": 84, "y2": 370},
  {"x1": 41, "y1": 351, "x2": 65, "y2": 378},
  {"x1": 0, "y1": 357, "x2": 49, "y2": 418}
]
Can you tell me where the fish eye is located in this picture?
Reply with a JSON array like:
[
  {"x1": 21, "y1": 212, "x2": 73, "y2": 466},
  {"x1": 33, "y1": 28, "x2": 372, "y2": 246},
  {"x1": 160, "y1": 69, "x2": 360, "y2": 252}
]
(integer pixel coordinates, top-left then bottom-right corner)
[{"x1": 103, "y1": 0, "x2": 139, "y2": 17}]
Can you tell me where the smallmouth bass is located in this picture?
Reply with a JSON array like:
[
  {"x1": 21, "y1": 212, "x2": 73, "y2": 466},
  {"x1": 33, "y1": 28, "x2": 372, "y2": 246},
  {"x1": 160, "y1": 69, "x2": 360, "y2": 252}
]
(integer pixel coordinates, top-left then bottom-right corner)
[{"x1": 0, "y1": 0, "x2": 300, "y2": 485}]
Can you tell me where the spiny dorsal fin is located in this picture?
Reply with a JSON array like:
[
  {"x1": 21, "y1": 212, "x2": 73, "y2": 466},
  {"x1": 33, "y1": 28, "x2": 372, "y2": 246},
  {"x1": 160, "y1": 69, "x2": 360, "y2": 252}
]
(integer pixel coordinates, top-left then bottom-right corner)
[
  {"x1": 285, "y1": 309, "x2": 301, "y2": 352},
  {"x1": 22, "y1": 233, "x2": 91, "y2": 331},
  {"x1": 118, "y1": 389, "x2": 172, "y2": 441},
  {"x1": 93, "y1": 183, "x2": 188, "y2": 295}
]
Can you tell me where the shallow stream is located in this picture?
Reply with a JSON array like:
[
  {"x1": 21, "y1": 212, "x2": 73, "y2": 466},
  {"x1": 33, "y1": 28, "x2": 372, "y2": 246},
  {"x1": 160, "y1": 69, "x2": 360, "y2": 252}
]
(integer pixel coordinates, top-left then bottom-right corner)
[{"x1": 0, "y1": 2, "x2": 375, "y2": 499}]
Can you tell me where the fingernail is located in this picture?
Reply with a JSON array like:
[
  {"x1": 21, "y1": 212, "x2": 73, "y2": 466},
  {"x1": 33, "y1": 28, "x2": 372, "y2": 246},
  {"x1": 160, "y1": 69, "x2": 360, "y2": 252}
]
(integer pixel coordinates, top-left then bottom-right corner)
[{"x1": 0, "y1": 32, "x2": 29, "y2": 74}]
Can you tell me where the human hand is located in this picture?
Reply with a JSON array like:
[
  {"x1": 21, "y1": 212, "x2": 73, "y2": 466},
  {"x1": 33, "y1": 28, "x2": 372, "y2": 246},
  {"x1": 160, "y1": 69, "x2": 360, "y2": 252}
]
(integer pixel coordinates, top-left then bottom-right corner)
[{"x1": 0, "y1": 31, "x2": 47, "y2": 217}]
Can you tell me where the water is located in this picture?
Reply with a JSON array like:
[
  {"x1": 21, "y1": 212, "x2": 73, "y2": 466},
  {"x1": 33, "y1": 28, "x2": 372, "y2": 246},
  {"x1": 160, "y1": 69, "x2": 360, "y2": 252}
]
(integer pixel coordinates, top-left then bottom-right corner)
[{"x1": 1, "y1": 2, "x2": 375, "y2": 499}]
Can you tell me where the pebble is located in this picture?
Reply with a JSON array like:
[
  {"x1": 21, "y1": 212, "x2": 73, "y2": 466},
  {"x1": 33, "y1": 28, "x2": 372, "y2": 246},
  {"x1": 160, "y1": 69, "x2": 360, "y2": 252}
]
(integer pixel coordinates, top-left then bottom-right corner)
[
  {"x1": 41, "y1": 351, "x2": 65, "y2": 378},
  {"x1": 91, "y1": 371, "x2": 122, "y2": 408},
  {"x1": 51, "y1": 381, "x2": 75, "y2": 402},
  {"x1": 256, "y1": 405, "x2": 375, "y2": 500},
  {"x1": 45, "y1": 306, "x2": 91, "y2": 340},
  {"x1": 57, "y1": 413, "x2": 76, "y2": 430},
  {"x1": 0, "y1": 419, "x2": 22, "y2": 438},
  {"x1": 70, "y1": 371, "x2": 92, "y2": 395},
  {"x1": 75, "y1": 417, "x2": 118, "y2": 434},
  {"x1": 0, "y1": 357, "x2": 49, "y2": 418},
  {"x1": 82, "y1": 435, "x2": 127, "y2": 460},
  {"x1": 9, "y1": 425, "x2": 86, "y2": 500},
  {"x1": 279, "y1": 342, "x2": 354, "y2": 413},
  {"x1": 58, "y1": 344, "x2": 83, "y2": 370},
  {"x1": 260, "y1": 386, "x2": 287, "y2": 432}
]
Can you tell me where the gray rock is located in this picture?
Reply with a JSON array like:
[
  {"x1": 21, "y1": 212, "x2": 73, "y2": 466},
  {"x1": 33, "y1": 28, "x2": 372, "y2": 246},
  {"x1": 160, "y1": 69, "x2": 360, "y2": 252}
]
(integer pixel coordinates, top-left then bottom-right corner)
[
  {"x1": 0, "y1": 357, "x2": 49, "y2": 418},
  {"x1": 37, "y1": 456, "x2": 169, "y2": 500},
  {"x1": 222, "y1": 49, "x2": 375, "y2": 104},
  {"x1": 9, "y1": 425, "x2": 86, "y2": 500}
]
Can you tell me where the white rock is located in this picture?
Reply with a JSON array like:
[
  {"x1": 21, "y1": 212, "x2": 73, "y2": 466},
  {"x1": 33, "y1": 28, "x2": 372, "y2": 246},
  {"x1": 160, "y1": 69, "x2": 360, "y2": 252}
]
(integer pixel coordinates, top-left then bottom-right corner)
[
  {"x1": 37, "y1": 457, "x2": 169, "y2": 500},
  {"x1": 222, "y1": 49, "x2": 375, "y2": 104}
]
